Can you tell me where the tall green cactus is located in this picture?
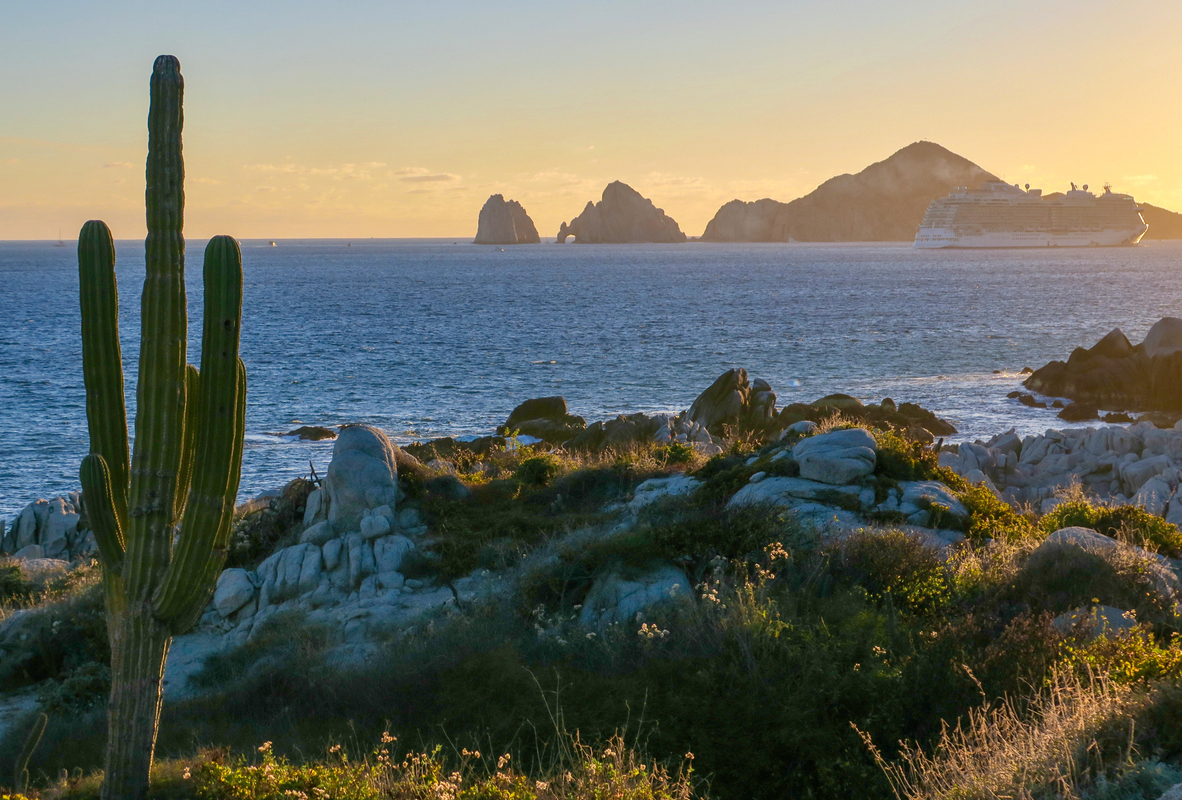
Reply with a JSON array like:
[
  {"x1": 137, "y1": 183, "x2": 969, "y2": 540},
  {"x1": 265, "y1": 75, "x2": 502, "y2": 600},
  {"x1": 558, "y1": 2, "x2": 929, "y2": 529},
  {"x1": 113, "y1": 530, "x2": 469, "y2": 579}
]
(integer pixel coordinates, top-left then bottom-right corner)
[{"x1": 77, "y1": 55, "x2": 246, "y2": 800}]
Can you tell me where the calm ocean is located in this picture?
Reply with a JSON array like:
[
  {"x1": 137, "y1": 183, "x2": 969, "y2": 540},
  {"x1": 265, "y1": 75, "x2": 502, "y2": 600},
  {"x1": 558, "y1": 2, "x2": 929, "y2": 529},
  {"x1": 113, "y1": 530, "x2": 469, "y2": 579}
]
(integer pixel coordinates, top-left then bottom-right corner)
[{"x1": 2, "y1": 238, "x2": 1180, "y2": 518}]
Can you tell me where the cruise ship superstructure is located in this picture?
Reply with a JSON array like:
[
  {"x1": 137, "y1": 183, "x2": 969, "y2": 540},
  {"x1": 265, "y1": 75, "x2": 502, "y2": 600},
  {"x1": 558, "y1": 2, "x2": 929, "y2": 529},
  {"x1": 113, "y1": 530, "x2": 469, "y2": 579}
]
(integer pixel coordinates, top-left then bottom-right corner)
[{"x1": 914, "y1": 181, "x2": 1148, "y2": 248}]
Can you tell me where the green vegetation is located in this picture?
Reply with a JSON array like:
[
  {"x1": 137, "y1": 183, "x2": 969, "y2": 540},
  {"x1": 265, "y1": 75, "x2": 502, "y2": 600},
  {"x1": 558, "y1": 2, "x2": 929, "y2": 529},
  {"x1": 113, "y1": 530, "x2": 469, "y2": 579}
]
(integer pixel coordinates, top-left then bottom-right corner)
[
  {"x1": 10, "y1": 418, "x2": 1182, "y2": 800},
  {"x1": 420, "y1": 442, "x2": 680, "y2": 580},
  {"x1": 1043, "y1": 497, "x2": 1182, "y2": 556}
]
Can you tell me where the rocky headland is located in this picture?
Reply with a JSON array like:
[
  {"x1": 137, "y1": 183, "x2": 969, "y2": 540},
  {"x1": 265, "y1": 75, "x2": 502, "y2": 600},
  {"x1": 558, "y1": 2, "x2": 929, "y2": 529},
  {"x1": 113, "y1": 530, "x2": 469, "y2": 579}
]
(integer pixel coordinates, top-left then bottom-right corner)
[
  {"x1": 1025, "y1": 317, "x2": 1182, "y2": 417},
  {"x1": 1141, "y1": 203, "x2": 1182, "y2": 239},
  {"x1": 557, "y1": 181, "x2": 686, "y2": 244},
  {"x1": 473, "y1": 194, "x2": 540, "y2": 245},
  {"x1": 701, "y1": 141, "x2": 997, "y2": 242}
]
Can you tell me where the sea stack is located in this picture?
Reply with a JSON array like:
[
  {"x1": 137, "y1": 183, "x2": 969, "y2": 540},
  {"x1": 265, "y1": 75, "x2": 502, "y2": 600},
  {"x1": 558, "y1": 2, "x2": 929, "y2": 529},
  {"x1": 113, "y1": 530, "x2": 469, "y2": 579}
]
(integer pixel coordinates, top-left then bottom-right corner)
[
  {"x1": 473, "y1": 194, "x2": 540, "y2": 245},
  {"x1": 557, "y1": 181, "x2": 686, "y2": 243}
]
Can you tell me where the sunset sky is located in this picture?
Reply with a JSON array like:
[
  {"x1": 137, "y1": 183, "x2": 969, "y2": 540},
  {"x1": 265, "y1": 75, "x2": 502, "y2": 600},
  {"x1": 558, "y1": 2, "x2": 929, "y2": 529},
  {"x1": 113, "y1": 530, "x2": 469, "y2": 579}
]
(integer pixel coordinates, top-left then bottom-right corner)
[{"x1": 2, "y1": 0, "x2": 1180, "y2": 240}]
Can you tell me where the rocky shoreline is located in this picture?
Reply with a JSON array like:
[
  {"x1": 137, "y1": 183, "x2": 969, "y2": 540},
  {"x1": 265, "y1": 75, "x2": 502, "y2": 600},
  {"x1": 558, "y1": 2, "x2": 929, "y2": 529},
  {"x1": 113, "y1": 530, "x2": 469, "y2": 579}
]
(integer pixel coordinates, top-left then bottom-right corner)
[{"x1": 6, "y1": 364, "x2": 1182, "y2": 695}]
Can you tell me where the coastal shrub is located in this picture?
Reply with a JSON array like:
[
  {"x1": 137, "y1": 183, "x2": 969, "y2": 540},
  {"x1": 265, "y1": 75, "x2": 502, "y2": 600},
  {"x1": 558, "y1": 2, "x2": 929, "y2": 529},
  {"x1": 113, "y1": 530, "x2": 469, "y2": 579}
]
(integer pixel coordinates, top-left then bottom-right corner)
[
  {"x1": 0, "y1": 561, "x2": 34, "y2": 605},
  {"x1": 828, "y1": 529, "x2": 951, "y2": 616},
  {"x1": 689, "y1": 454, "x2": 756, "y2": 506},
  {"x1": 961, "y1": 612, "x2": 1066, "y2": 700},
  {"x1": 1063, "y1": 628, "x2": 1182, "y2": 686},
  {"x1": 1042, "y1": 499, "x2": 1182, "y2": 557},
  {"x1": 38, "y1": 662, "x2": 111, "y2": 715},
  {"x1": 516, "y1": 455, "x2": 563, "y2": 487},
  {"x1": 1005, "y1": 540, "x2": 1172, "y2": 623},
  {"x1": 226, "y1": 477, "x2": 315, "y2": 569},
  {"x1": 957, "y1": 483, "x2": 1036, "y2": 542},
  {"x1": 0, "y1": 580, "x2": 109, "y2": 693},
  {"x1": 16, "y1": 733, "x2": 696, "y2": 800},
  {"x1": 551, "y1": 465, "x2": 640, "y2": 511},
  {"x1": 18, "y1": 566, "x2": 1003, "y2": 800},
  {"x1": 649, "y1": 503, "x2": 802, "y2": 563},
  {"x1": 656, "y1": 441, "x2": 695, "y2": 466},
  {"x1": 191, "y1": 611, "x2": 332, "y2": 693},
  {"x1": 946, "y1": 537, "x2": 1037, "y2": 602},
  {"x1": 423, "y1": 481, "x2": 562, "y2": 579},
  {"x1": 873, "y1": 429, "x2": 941, "y2": 483},
  {"x1": 186, "y1": 733, "x2": 697, "y2": 800}
]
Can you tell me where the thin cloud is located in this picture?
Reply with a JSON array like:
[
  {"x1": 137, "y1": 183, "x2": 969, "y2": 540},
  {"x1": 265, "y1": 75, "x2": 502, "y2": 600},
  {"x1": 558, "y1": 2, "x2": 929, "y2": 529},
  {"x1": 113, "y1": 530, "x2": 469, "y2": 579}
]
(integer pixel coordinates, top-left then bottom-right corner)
[
  {"x1": 247, "y1": 162, "x2": 385, "y2": 180},
  {"x1": 104, "y1": 162, "x2": 133, "y2": 169},
  {"x1": 401, "y1": 173, "x2": 460, "y2": 183},
  {"x1": 1124, "y1": 174, "x2": 1158, "y2": 184},
  {"x1": 640, "y1": 172, "x2": 709, "y2": 194},
  {"x1": 391, "y1": 167, "x2": 460, "y2": 183},
  {"x1": 2, "y1": 158, "x2": 20, "y2": 165}
]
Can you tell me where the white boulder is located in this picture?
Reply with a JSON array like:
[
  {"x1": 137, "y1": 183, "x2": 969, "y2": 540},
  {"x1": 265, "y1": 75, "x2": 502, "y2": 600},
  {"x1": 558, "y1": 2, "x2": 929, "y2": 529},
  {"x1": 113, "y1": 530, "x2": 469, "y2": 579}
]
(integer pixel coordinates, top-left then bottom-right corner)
[
  {"x1": 214, "y1": 568, "x2": 257, "y2": 617},
  {"x1": 326, "y1": 424, "x2": 400, "y2": 534},
  {"x1": 791, "y1": 428, "x2": 877, "y2": 485},
  {"x1": 1134, "y1": 476, "x2": 1172, "y2": 517},
  {"x1": 373, "y1": 535, "x2": 414, "y2": 573},
  {"x1": 299, "y1": 520, "x2": 335, "y2": 546},
  {"x1": 897, "y1": 481, "x2": 969, "y2": 520},
  {"x1": 728, "y1": 476, "x2": 861, "y2": 509},
  {"x1": 628, "y1": 475, "x2": 702, "y2": 513},
  {"x1": 579, "y1": 564, "x2": 690, "y2": 626}
]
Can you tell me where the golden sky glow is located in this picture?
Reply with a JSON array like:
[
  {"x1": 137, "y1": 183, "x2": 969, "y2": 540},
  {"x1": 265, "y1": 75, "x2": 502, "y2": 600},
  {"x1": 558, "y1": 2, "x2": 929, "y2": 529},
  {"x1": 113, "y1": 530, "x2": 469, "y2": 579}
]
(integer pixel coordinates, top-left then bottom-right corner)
[{"x1": 2, "y1": 1, "x2": 1180, "y2": 239}]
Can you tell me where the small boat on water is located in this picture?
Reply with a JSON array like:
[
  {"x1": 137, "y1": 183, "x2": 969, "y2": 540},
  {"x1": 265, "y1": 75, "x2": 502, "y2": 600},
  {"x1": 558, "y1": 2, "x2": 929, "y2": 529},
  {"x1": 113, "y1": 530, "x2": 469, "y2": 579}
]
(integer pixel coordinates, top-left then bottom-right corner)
[{"x1": 268, "y1": 240, "x2": 277, "y2": 247}]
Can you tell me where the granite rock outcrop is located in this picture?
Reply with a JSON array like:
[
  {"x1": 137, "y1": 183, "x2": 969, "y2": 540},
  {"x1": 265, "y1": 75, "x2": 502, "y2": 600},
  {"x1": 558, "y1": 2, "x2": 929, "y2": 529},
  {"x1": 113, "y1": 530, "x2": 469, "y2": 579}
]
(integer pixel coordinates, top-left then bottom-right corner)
[{"x1": 1024, "y1": 318, "x2": 1182, "y2": 412}]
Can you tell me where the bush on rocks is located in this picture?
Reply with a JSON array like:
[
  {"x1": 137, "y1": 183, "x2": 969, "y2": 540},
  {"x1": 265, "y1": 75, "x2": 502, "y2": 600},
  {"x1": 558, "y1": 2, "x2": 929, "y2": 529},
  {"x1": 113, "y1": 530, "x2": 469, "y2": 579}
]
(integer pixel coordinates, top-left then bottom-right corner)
[
  {"x1": 649, "y1": 502, "x2": 803, "y2": 563},
  {"x1": 0, "y1": 560, "x2": 34, "y2": 603},
  {"x1": 1042, "y1": 499, "x2": 1182, "y2": 557},
  {"x1": 516, "y1": 454, "x2": 563, "y2": 486},
  {"x1": 828, "y1": 529, "x2": 952, "y2": 616},
  {"x1": 1005, "y1": 537, "x2": 1177, "y2": 626},
  {"x1": 227, "y1": 478, "x2": 315, "y2": 569}
]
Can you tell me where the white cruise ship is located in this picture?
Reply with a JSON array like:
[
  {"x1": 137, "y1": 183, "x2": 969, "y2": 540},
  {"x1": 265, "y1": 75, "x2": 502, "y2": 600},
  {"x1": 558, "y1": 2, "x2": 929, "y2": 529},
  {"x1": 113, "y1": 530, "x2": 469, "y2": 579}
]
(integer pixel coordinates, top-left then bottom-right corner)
[{"x1": 914, "y1": 181, "x2": 1148, "y2": 248}]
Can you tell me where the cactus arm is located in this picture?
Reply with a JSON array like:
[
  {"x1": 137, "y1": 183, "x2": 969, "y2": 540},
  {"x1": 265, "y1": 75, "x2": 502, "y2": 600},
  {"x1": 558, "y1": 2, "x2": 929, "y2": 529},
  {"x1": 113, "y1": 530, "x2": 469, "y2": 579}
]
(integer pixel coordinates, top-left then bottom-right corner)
[
  {"x1": 125, "y1": 54, "x2": 188, "y2": 600},
  {"x1": 78, "y1": 219, "x2": 130, "y2": 530},
  {"x1": 174, "y1": 364, "x2": 200, "y2": 517},
  {"x1": 168, "y1": 359, "x2": 246, "y2": 633},
  {"x1": 153, "y1": 237, "x2": 243, "y2": 623},
  {"x1": 80, "y1": 454, "x2": 126, "y2": 573},
  {"x1": 162, "y1": 358, "x2": 246, "y2": 633}
]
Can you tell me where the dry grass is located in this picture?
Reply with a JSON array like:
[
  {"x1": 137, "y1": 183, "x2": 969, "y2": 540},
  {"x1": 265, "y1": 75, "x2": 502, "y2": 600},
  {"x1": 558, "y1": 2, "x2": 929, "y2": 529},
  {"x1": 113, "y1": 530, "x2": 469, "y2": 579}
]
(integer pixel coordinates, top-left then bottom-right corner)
[
  {"x1": 0, "y1": 559, "x2": 103, "y2": 624},
  {"x1": 858, "y1": 672, "x2": 1147, "y2": 800},
  {"x1": 816, "y1": 412, "x2": 862, "y2": 434},
  {"x1": 945, "y1": 536, "x2": 1040, "y2": 599}
]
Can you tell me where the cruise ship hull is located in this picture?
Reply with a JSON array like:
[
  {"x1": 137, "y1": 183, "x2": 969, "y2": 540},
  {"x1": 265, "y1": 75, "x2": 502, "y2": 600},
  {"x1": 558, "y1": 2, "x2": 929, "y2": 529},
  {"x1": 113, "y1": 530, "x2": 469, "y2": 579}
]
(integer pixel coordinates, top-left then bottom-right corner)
[{"x1": 914, "y1": 226, "x2": 1148, "y2": 249}]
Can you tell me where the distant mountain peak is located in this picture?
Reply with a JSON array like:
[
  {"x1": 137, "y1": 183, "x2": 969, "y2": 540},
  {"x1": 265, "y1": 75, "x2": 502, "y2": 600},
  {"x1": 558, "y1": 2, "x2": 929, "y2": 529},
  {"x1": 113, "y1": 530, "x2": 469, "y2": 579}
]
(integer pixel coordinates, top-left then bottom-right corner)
[{"x1": 701, "y1": 142, "x2": 996, "y2": 242}]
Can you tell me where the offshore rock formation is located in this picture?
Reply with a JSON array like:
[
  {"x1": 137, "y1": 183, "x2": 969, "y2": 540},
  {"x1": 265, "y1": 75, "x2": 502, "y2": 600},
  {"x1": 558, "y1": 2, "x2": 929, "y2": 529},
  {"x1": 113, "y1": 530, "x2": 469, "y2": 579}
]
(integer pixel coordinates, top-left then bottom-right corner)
[
  {"x1": 686, "y1": 368, "x2": 777, "y2": 435},
  {"x1": 701, "y1": 141, "x2": 997, "y2": 242},
  {"x1": 1024, "y1": 318, "x2": 1182, "y2": 412},
  {"x1": 473, "y1": 194, "x2": 540, "y2": 245},
  {"x1": 557, "y1": 181, "x2": 686, "y2": 243}
]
